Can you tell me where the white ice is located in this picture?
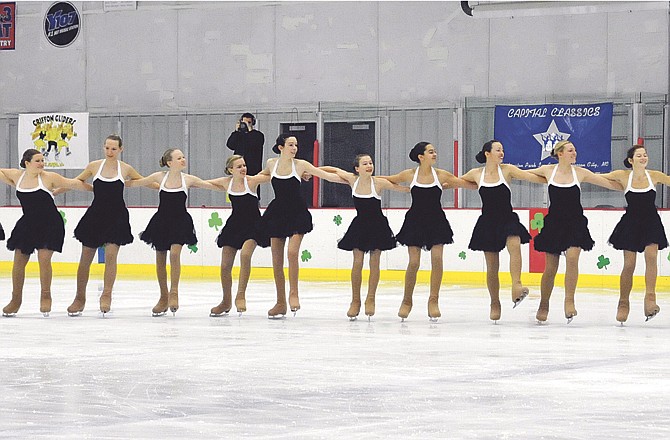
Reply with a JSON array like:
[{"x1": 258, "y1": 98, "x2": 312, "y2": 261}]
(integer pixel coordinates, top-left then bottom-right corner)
[{"x1": 1, "y1": 277, "x2": 669, "y2": 439}]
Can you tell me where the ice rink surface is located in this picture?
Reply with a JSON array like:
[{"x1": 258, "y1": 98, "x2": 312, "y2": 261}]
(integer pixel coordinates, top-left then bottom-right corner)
[{"x1": 1, "y1": 277, "x2": 669, "y2": 439}]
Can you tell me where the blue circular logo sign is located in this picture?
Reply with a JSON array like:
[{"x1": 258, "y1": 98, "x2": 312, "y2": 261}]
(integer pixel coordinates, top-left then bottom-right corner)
[{"x1": 44, "y1": 2, "x2": 80, "y2": 47}]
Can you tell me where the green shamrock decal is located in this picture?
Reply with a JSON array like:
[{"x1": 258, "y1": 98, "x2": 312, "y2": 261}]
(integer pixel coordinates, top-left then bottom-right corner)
[
  {"x1": 188, "y1": 244, "x2": 199, "y2": 254},
  {"x1": 530, "y1": 212, "x2": 544, "y2": 233},
  {"x1": 59, "y1": 210, "x2": 67, "y2": 226},
  {"x1": 333, "y1": 214, "x2": 342, "y2": 226},
  {"x1": 597, "y1": 255, "x2": 610, "y2": 270},
  {"x1": 458, "y1": 251, "x2": 466, "y2": 260},
  {"x1": 301, "y1": 250, "x2": 312, "y2": 262},
  {"x1": 667, "y1": 253, "x2": 670, "y2": 262},
  {"x1": 208, "y1": 212, "x2": 223, "y2": 231}
]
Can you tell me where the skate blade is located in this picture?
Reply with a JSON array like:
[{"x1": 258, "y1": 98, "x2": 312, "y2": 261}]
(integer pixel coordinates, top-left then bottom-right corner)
[
  {"x1": 428, "y1": 317, "x2": 440, "y2": 322},
  {"x1": 348, "y1": 316, "x2": 358, "y2": 321},
  {"x1": 366, "y1": 315, "x2": 372, "y2": 322},
  {"x1": 209, "y1": 311, "x2": 230, "y2": 318},
  {"x1": 152, "y1": 311, "x2": 167, "y2": 317},
  {"x1": 512, "y1": 288, "x2": 529, "y2": 309},
  {"x1": 2, "y1": 312, "x2": 17, "y2": 318},
  {"x1": 42, "y1": 312, "x2": 50, "y2": 318},
  {"x1": 566, "y1": 316, "x2": 574, "y2": 324},
  {"x1": 267, "y1": 314, "x2": 286, "y2": 320},
  {"x1": 645, "y1": 313, "x2": 658, "y2": 322},
  {"x1": 67, "y1": 311, "x2": 83, "y2": 317}
]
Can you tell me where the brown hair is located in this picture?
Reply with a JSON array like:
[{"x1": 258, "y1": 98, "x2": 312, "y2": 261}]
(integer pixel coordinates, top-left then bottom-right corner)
[
  {"x1": 624, "y1": 145, "x2": 645, "y2": 168},
  {"x1": 159, "y1": 148, "x2": 177, "y2": 167},
  {"x1": 105, "y1": 134, "x2": 123, "y2": 147},
  {"x1": 20, "y1": 149, "x2": 41, "y2": 168}
]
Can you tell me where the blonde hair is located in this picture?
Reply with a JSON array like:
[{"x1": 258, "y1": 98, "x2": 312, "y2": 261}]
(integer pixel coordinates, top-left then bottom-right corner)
[
  {"x1": 225, "y1": 155, "x2": 244, "y2": 175},
  {"x1": 159, "y1": 148, "x2": 177, "y2": 167},
  {"x1": 551, "y1": 140, "x2": 573, "y2": 159}
]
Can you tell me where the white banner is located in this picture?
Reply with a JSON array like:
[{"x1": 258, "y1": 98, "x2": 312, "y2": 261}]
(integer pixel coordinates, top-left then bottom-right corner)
[{"x1": 18, "y1": 112, "x2": 89, "y2": 169}]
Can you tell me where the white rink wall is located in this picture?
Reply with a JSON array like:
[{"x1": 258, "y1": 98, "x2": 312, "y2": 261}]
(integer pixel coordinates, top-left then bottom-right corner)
[{"x1": 0, "y1": 207, "x2": 669, "y2": 277}]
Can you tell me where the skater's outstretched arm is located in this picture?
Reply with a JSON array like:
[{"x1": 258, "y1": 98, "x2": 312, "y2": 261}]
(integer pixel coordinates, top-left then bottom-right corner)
[
  {"x1": 0, "y1": 168, "x2": 17, "y2": 186},
  {"x1": 125, "y1": 172, "x2": 163, "y2": 188},
  {"x1": 125, "y1": 163, "x2": 160, "y2": 190},
  {"x1": 318, "y1": 166, "x2": 356, "y2": 186},
  {"x1": 577, "y1": 167, "x2": 623, "y2": 191},
  {"x1": 650, "y1": 170, "x2": 670, "y2": 186},
  {"x1": 185, "y1": 174, "x2": 221, "y2": 191},
  {"x1": 44, "y1": 171, "x2": 93, "y2": 192},
  {"x1": 374, "y1": 177, "x2": 409, "y2": 193},
  {"x1": 437, "y1": 169, "x2": 477, "y2": 190},
  {"x1": 504, "y1": 164, "x2": 547, "y2": 184}
]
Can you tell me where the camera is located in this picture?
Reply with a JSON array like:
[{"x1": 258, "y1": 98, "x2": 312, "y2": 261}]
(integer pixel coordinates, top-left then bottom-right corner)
[{"x1": 237, "y1": 119, "x2": 249, "y2": 133}]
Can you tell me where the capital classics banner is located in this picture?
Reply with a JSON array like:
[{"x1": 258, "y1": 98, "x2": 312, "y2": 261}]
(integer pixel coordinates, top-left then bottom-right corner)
[{"x1": 493, "y1": 103, "x2": 613, "y2": 172}]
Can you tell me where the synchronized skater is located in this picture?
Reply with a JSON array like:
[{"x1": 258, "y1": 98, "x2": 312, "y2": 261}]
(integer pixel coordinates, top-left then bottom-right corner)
[
  {"x1": 55, "y1": 135, "x2": 149, "y2": 316},
  {"x1": 527, "y1": 141, "x2": 623, "y2": 323},
  {"x1": 385, "y1": 142, "x2": 476, "y2": 321},
  {"x1": 257, "y1": 134, "x2": 343, "y2": 318},
  {"x1": 207, "y1": 155, "x2": 270, "y2": 317},
  {"x1": 602, "y1": 145, "x2": 670, "y2": 323},
  {"x1": 126, "y1": 148, "x2": 220, "y2": 316},
  {"x1": 0, "y1": 140, "x2": 669, "y2": 325},
  {"x1": 0, "y1": 149, "x2": 92, "y2": 317},
  {"x1": 319, "y1": 154, "x2": 408, "y2": 320},
  {"x1": 461, "y1": 140, "x2": 547, "y2": 322}
]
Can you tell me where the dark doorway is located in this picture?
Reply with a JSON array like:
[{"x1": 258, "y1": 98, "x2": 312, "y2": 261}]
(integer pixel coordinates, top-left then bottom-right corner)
[{"x1": 322, "y1": 121, "x2": 376, "y2": 207}]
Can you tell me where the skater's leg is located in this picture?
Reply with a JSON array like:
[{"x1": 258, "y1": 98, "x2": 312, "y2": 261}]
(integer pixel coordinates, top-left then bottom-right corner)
[
  {"x1": 235, "y1": 239, "x2": 257, "y2": 313},
  {"x1": 617, "y1": 250, "x2": 636, "y2": 323},
  {"x1": 152, "y1": 250, "x2": 169, "y2": 315},
  {"x1": 287, "y1": 234, "x2": 304, "y2": 313},
  {"x1": 3, "y1": 250, "x2": 30, "y2": 315},
  {"x1": 68, "y1": 245, "x2": 96, "y2": 314},
  {"x1": 37, "y1": 249, "x2": 54, "y2": 315},
  {"x1": 643, "y1": 244, "x2": 660, "y2": 320},
  {"x1": 428, "y1": 244, "x2": 444, "y2": 319},
  {"x1": 168, "y1": 244, "x2": 183, "y2": 313},
  {"x1": 537, "y1": 252, "x2": 560, "y2": 322},
  {"x1": 399, "y1": 246, "x2": 421, "y2": 319},
  {"x1": 484, "y1": 251, "x2": 501, "y2": 321},
  {"x1": 212, "y1": 246, "x2": 236, "y2": 316},
  {"x1": 365, "y1": 250, "x2": 381, "y2": 317},
  {"x1": 348, "y1": 249, "x2": 364, "y2": 318},
  {"x1": 507, "y1": 236, "x2": 528, "y2": 306},
  {"x1": 268, "y1": 237, "x2": 287, "y2": 317},
  {"x1": 563, "y1": 247, "x2": 581, "y2": 321}
]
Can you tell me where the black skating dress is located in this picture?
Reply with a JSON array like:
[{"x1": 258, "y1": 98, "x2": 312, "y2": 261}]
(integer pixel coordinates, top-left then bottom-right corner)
[
  {"x1": 216, "y1": 176, "x2": 269, "y2": 249},
  {"x1": 260, "y1": 159, "x2": 312, "y2": 238},
  {"x1": 395, "y1": 167, "x2": 453, "y2": 250},
  {"x1": 337, "y1": 177, "x2": 396, "y2": 253},
  {"x1": 7, "y1": 173, "x2": 65, "y2": 255},
  {"x1": 469, "y1": 166, "x2": 531, "y2": 252},
  {"x1": 608, "y1": 170, "x2": 668, "y2": 253},
  {"x1": 140, "y1": 172, "x2": 197, "y2": 251},
  {"x1": 74, "y1": 160, "x2": 134, "y2": 248},
  {"x1": 534, "y1": 166, "x2": 594, "y2": 255}
]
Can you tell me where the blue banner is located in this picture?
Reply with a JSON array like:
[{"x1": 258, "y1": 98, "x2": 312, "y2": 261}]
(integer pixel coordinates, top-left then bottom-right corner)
[{"x1": 493, "y1": 103, "x2": 613, "y2": 172}]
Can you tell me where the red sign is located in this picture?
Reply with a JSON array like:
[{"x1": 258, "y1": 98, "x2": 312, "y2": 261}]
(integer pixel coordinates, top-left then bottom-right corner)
[{"x1": 0, "y1": 2, "x2": 15, "y2": 50}]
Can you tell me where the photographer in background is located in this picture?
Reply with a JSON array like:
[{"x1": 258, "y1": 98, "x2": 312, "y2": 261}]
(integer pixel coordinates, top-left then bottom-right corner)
[{"x1": 226, "y1": 113, "x2": 265, "y2": 199}]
